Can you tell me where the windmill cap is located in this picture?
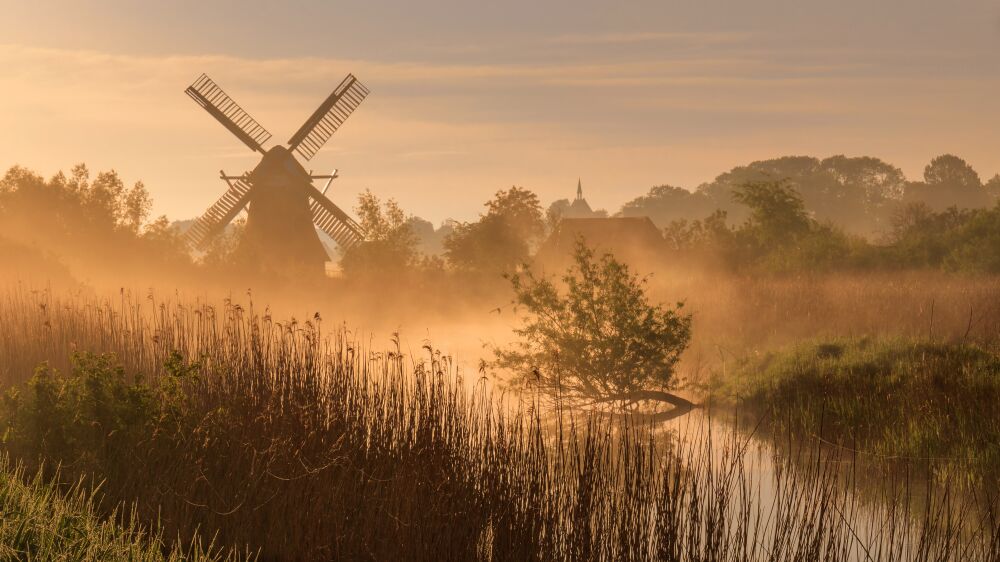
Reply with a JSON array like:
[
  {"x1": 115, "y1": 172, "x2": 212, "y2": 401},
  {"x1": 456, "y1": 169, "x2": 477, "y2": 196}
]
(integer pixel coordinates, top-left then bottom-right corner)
[{"x1": 251, "y1": 145, "x2": 310, "y2": 182}]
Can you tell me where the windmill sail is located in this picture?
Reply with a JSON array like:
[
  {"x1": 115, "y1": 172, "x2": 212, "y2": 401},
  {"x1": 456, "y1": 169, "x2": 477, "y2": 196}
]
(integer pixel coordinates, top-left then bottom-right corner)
[
  {"x1": 185, "y1": 177, "x2": 253, "y2": 249},
  {"x1": 309, "y1": 192, "x2": 364, "y2": 250},
  {"x1": 288, "y1": 74, "x2": 370, "y2": 161},
  {"x1": 186, "y1": 74, "x2": 272, "y2": 153}
]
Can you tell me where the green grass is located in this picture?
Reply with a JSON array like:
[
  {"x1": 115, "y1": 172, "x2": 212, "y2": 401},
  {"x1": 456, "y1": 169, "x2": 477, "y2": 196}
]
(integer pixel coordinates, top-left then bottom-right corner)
[
  {"x1": 716, "y1": 337, "x2": 1000, "y2": 480},
  {"x1": 0, "y1": 456, "x2": 228, "y2": 561}
]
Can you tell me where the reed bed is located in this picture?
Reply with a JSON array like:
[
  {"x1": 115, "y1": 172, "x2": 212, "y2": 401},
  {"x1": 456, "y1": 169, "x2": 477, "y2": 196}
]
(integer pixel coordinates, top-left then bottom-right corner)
[{"x1": 0, "y1": 284, "x2": 996, "y2": 561}]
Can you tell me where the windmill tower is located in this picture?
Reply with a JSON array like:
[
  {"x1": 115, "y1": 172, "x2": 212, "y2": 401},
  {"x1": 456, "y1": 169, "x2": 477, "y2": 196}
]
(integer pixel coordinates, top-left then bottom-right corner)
[{"x1": 183, "y1": 73, "x2": 370, "y2": 275}]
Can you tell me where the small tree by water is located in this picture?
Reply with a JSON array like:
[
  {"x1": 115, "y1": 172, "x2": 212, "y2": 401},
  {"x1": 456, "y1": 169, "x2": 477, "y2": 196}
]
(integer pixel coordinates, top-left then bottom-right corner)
[{"x1": 495, "y1": 239, "x2": 696, "y2": 419}]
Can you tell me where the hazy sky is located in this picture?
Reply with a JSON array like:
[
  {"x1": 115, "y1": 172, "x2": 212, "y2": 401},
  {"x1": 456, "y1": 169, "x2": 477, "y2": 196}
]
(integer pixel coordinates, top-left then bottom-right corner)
[{"x1": 1, "y1": 0, "x2": 999, "y2": 223}]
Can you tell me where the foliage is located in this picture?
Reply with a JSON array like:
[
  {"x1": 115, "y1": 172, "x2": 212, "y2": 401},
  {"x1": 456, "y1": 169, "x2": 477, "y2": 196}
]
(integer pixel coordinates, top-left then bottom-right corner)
[
  {"x1": 716, "y1": 337, "x2": 1000, "y2": 481},
  {"x1": 667, "y1": 178, "x2": 1000, "y2": 274},
  {"x1": 731, "y1": 180, "x2": 811, "y2": 245},
  {"x1": 0, "y1": 352, "x2": 193, "y2": 474},
  {"x1": 197, "y1": 217, "x2": 246, "y2": 269},
  {"x1": 494, "y1": 239, "x2": 692, "y2": 405},
  {"x1": 924, "y1": 154, "x2": 982, "y2": 189},
  {"x1": 484, "y1": 186, "x2": 546, "y2": 242},
  {"x1": 546, "y1": 198, "x2": 572, "y2": 229},
  {"x1": 662, "y1": 210, "x2": 732, "y2": 253},
  {"x1": 622, "y1": 153, "x2": 996, "y2": 245},
  {"x1": 667, "y1": 180, "x2": 870, "y2": 272},
  {"x1": 905, "y1": 154, "x2": 992, "y2": 211},
  {"x1": 0, "y1": 164, "x2": 191, "y2": 279},
  {"x1": 618, "y1": 184, "x2": 716, "y2": 227},
  {"x1": 444, "y1": 186, "x2": 544, "y2": 274},
  {"x1": 340, "y1": 190, "x2": 419, "y2": 277},
  {"x1": 987, "y1": 174, "x2": 1000, "y2": 200},
  {"x1": 443, "y1": 214, "x2": 531, "y2": 275},
  {"x1": 1, "y1": 164, "x2": 151, "y2": 241},
  {"x1": 884, "y1": 202, "x2": 1000, "y2": 272},
  {"x1": 681, "y1": 155, "x2": 908, "y2": 236},
  {"x1": 406, "y1": 216, "x2": 455, "y2": 256}
]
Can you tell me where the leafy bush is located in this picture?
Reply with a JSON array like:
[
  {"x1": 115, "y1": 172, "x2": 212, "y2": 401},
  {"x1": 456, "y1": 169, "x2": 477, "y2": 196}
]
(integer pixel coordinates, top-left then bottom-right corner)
[
  {"x1": 494, "y1": 239, "x2": 693, "y2": 413},
  {"x1": 886, "y1": 202, "x2": 1000, "y2": 272},
  {"x1": 0, "y1": 352, "x2": 193, "y2": 476}
]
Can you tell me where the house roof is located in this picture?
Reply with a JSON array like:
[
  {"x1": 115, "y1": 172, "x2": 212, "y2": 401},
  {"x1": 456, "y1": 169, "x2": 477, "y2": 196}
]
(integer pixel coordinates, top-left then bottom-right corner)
[{"x1": 535, "y1": 216, "x2": 665, "y2": 270}]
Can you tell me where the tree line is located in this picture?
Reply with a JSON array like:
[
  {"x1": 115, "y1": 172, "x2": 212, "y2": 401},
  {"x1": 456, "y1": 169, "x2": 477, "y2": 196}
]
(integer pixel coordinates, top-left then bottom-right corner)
[{"x1": 2, "y1": 152, "x2": 999, "y2": 284}]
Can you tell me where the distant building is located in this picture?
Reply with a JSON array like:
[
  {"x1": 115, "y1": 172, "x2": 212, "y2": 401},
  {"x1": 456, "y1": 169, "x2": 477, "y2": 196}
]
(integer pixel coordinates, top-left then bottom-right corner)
[
  {"x1": 535, "y1": 215, "x2": 666, "y2": 273},
  {"x1": 565, "y1": 178, "x2": 596, "y2": 218},
  {"x1": 548, "y1": 179, "x2": 607, "y2": 221}
]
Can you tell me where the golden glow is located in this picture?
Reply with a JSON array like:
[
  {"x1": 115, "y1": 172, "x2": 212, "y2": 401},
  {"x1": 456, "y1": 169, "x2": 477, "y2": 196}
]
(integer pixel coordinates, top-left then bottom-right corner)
[{"x1": 1, "y1": 1, "x2": 999, "y2": 223}]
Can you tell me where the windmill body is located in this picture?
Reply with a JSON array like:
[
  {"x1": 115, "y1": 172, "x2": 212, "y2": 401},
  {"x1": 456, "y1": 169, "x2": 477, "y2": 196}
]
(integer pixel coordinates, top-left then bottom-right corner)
[
  {"x1": 183, "y1": 73, "x2": 370, "y2": 276},
  {"x1": 237, "y1": 146, "x2": 329, "y2": 274}
]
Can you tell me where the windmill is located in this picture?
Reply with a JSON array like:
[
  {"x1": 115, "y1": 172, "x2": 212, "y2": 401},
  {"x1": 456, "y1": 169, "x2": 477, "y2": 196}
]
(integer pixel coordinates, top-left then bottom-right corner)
[{"x1": 183, "y1": 73, "x2": 370, "y2": 275}]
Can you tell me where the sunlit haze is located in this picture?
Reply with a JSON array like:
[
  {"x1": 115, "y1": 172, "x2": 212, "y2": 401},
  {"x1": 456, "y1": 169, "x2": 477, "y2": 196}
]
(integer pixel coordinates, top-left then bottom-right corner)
[{"x1": 2, "y1": 0, "x2": 999, "y2": 223}]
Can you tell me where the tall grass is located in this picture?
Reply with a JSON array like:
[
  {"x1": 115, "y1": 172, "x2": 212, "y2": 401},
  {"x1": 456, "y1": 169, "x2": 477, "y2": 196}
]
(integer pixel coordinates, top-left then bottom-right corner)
[
  {"x1": 0, "y1": 284, "x2": 997, "y2": 560},
  {"x1": 643, "y1": 270, "x2": 1000, "y2": 368}
]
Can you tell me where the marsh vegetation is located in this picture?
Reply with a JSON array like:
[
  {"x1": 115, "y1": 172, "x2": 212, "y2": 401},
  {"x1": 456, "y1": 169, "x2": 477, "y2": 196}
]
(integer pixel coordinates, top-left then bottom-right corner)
[
  {"x1": 0, "y1": 288, "x2": 994, "y2": 560},
  {"x1": 1, "y1": 154, "x2": 999, "y2": 559}
]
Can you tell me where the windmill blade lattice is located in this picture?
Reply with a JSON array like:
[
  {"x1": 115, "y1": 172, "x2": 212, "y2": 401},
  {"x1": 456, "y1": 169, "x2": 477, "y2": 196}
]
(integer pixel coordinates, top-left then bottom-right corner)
[
  {"x1": 310, "y1": 194, "x2": 364, "y2": 250},
  {"x1": 185, "y1": 177, "x2": 253, "y2": 249},
  {"x1": 186, "y1": 74, "x2": 273, "y2": 153},
  {"x1": 288, "y1": 74, "x2": 370, "y2": 161}
]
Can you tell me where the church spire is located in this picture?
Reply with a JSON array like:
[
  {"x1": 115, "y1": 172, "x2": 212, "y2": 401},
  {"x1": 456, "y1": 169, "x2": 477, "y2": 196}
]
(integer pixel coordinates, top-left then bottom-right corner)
[{"x1": 576, "y1": 178, "x2": 583, "y2": 201}]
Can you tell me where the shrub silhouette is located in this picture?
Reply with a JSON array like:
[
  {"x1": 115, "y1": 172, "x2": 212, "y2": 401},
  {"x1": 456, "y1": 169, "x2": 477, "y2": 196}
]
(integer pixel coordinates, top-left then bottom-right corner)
[{"x1": 494, "y1": 239, "x2": 695, "y2": 417}]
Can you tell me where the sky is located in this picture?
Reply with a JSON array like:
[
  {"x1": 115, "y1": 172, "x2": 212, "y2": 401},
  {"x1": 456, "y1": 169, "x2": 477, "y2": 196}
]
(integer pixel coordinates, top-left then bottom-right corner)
[{"x1": 1, "y1": 0, "x2": 999, "y2": 223}]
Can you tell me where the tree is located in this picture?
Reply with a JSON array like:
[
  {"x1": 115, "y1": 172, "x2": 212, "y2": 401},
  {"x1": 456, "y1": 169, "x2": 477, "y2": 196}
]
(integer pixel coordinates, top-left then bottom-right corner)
[
  {"x1": 983, "y1": 174, "x2": 1000, "y2": 203},
  {"x1": 485, "y1": 186, "x2": 545, "y2": 243},
  {"x1": 906, "y1": 154, "x2": 991, "y2": 211},
  {"x1": 340, "y1": 190, "x2": 419, "y2": 278},
  {"x1": 406, "y1": 216, "x2": 454, "y2": 256},
  {"x1": 731, "y1": 180, "x2": 811, "y2": 246},
  {"x1": 986, "y1": 175, "x2": 1000, "y2": 202},
  {"x1": 618, "y1": 185, "x2": 715, "y2": 227},
  {"x1": 123, "y1": 181, "x2": 152, "y2": 232},
  {"x1": 444, "y1": 215, "x2": 530, "y2": 274},
  {"x1": 819, "y1": 155, "x2": 906, "y2": 204},
  {"x1": 663, "y1": 210, "x2": 732, "y2": 254},
  {"x1": 0, "y1": 164, "x2": 188, "y2": 278},
  {"x1": 199, "y1": 217, "x2": 246, "y2": 269},
  {"x1": 886, "y1": 202, "x2": 1000, "y2": 272},
  {"x1": 546, "y1": 199, "x2": 571, "y2": 230},
  {"x1": 493, "y1": 240, "x2": 695, "y2": 419},
  {"x1": 724, "y1": 180, "x2": 864, "y2": 272},
  {"x1": 443, "y1": 186, "x2": 544, "y2": 274},
  {"x1": 696, "y1": 156, "x2": 898, "y2": 236},
  {"x1": 924, "y1": 154, "x2": 981, "y2": 190}
]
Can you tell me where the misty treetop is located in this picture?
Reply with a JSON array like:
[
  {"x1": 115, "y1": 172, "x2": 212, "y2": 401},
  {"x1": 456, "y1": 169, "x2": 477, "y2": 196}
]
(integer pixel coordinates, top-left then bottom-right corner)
[
  {"x1": 619, "y1": 153, "x2": 998, "y2": 237},
  {"x1": 443, "y1": 186, "x2": 546, "y2": 275},
  {"x1": 0, "y1": 164, "x2": 190, "y2": 280},
  {"x1": 340, "y1": 190, "x2": 421, "y2": 278},
  {"x1": 665, "y1": 179, "x2": 1000, "y2": 274}
]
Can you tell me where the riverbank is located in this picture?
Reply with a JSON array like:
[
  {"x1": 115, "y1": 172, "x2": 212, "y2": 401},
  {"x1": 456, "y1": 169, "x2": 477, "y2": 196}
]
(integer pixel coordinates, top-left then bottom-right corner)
[{"x1": 712, "y1": 337, "x2": 1000, "y2": 482}]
